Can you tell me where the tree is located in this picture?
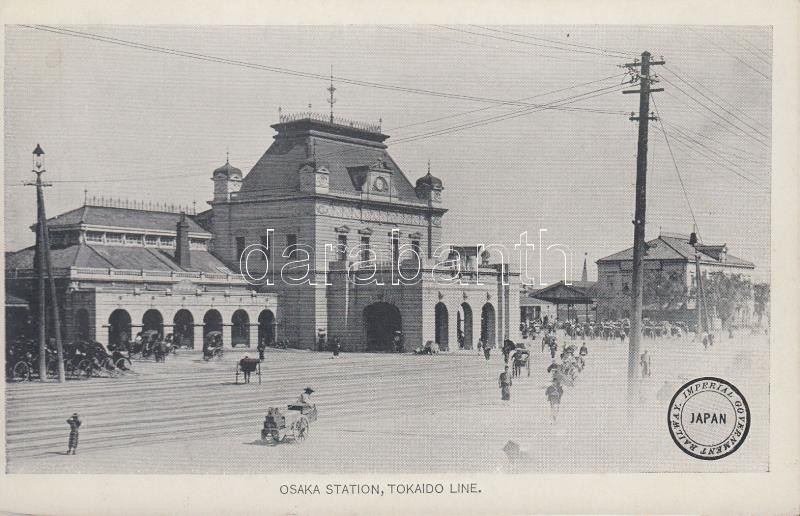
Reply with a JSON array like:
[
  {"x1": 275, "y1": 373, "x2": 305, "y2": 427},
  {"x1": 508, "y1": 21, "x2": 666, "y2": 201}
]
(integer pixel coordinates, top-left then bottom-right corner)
[
  {"x1": 753, "y1": 282, "x2": 770, "y2": 326},
  {"x1": 643, "y1": 269, "x2": 688, "y2": 310},
  {"x1": 702, "y1": 272, "x2": 753, "y2": 329}
]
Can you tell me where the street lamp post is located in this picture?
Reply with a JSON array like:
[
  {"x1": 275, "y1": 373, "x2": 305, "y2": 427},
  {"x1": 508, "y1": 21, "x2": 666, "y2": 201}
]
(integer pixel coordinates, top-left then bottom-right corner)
[{"x1": 30, "y1": 145, "x2": 66, "y2": 382}]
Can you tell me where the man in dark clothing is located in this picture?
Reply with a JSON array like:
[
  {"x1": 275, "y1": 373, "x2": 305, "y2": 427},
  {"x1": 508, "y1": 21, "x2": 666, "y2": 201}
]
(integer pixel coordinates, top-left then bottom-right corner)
[
  {"x1": 579, "y1": 342, "x2": 588, "y2": 357},
  {"x1": 257, "y1": 338, "x2": 266, "y2": 361},
  {"x1": 546, "y1": 382, "x2": 563, "y2": 422},
  {"x1": 499, "y1": 366, "x2": 512, "y2": 401},
  {"x1": 67, "y1": 413, "x2": 81, "y2": 455}
]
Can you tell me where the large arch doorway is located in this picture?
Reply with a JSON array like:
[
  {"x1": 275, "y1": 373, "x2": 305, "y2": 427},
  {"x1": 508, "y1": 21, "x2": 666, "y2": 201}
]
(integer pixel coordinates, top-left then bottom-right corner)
[
  {"x1": 258, "y1": 310, "x2": 276, "y2": 346},
  {"x1": 231, "y1": 310, "x2": 250, "y2": 347},
  {"x1": 75, "y1": 308, "x2": 90, "y2": 341},
  {"x1": 481, "y1": 303, "x2": 496, "y2": 349},
  {"x1": 435, "y1": 302, "x2": 449, "y2": 350},
  {"x1": 459, "y1": 303, "x2": 473, "y2": 349},
  {"x1": 173, "y1": 309, "x2": 195, "y2": 348},
  {"x1": 142, "y1": 309, "x2": 164, "y2": 337},
  {"x1": 363, "y1": 302, "x2": 402, "y2": 352},
  {"x1": 203, "y1": 310, "x2": 223, "y2": 338},
  {"x1": 108, "y1": 309, "x2": 132, "y2": 347}
]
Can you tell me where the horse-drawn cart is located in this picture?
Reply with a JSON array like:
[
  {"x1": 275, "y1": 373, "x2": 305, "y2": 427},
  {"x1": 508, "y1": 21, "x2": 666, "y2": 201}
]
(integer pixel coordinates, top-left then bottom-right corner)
[{"x1": 260, "y1": 404, "x2": 318, "y2": 444}]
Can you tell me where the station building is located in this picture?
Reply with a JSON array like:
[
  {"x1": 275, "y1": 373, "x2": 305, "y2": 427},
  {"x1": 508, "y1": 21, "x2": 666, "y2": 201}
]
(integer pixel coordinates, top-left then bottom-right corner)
[{"x1": 6, "y1": 112, "x2": 520, "y2": 351}]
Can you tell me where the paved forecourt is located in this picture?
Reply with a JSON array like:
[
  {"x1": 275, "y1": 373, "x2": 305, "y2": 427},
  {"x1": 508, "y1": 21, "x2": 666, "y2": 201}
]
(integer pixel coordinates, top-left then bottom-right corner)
[{"x1": 5, "y1": 332, "x2": 768, "y2": 473}]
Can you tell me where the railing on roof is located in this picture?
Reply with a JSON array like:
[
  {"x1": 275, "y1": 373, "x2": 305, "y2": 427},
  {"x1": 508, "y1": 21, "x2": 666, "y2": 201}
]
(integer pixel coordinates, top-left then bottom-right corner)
[
  {"x1": 85, "y1": 194, "x2": 197, "y2": 215},
  {"x1": 279, "y1": 111, "x2": 382, "y2": 133},
  {"x1": 6, "y1": 266, "x2": 246, "y2": 284}
]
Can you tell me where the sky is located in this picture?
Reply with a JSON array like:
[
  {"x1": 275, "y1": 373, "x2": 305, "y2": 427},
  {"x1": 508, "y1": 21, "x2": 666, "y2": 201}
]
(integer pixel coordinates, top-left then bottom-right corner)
[{"x1": 3, "y1": 25, "x2": 771, "y2": 282}]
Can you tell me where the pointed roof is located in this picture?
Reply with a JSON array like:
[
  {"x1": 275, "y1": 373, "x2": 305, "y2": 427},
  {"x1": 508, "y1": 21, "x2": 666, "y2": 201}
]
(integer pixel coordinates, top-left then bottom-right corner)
[
  {"x1": 596, "y1": 233, "x2": 754, "y2": 268},
  {"x1": 528, "y1": 280, "x2": 596, "y2": 304}
]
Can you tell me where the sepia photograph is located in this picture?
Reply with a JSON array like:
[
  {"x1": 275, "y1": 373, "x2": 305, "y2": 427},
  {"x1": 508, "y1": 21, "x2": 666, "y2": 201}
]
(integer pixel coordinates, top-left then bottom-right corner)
[{"x1": 1, "y1": 4, "x2": 798, "y2": 514}]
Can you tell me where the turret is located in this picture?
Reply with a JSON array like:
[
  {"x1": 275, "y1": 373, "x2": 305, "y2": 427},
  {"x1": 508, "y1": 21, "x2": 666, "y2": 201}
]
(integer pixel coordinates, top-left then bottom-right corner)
[{"x1": 212, "y1": 156, "x2": 243, "y2": 202}]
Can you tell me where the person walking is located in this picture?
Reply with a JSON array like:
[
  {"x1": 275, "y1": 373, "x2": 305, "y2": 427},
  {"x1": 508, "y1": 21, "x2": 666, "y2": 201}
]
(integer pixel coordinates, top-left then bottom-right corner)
[
  {"x1": 240, "y1": 356, "x2": 252, "y2": 384},
  {"x1": 546, "y1": 382, "x2": 563, "y2": 422},
  {"x1": 640, "y1": 349, "x2": 652, "y2": 378},
  {"x1": 499, "y1": 366, "x2": 512, "y2": 401},
  {"x1": 66, "y1": 413, "x2": 81, "y2": 455},
  {"x1": 257, "y1": 338, "x2": 266, "y2": 361}
]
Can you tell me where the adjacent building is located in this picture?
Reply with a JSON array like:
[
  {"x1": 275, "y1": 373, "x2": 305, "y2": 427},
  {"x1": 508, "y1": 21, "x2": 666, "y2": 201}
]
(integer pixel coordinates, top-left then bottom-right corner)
[{"x1": 594, "y1": 231, "x2": 755, "y2": 325}]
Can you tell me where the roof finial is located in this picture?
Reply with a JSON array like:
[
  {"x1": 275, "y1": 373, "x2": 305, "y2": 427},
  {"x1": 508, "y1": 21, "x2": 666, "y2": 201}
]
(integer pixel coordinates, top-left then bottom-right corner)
[
  {"x1": 427, "y1": 159, "x2": 431, "y2": 175},
  {"x1": 226, "y1": 147, "x2": 230, "y2": 165},
  {"x1": 327, "y1": 64, "x2": 337, "y2": 124},
  {"x1": 83, "y1": 189, "x2": 88, "y2": 206}
]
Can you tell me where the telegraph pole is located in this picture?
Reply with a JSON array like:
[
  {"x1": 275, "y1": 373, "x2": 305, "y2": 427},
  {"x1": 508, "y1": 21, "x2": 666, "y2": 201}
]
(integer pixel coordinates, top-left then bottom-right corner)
[{"x1": 623, "y1": 52, "x2": 664, "y2": 397}]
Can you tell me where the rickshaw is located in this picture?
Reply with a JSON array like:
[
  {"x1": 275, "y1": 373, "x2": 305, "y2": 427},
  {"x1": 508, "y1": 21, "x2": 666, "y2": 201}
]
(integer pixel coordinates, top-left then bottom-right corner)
[
  {"x1": 203, "y1": 331, "x2": 224, "y2": 361},
  {"x1": 260, "y1": 404, "x2": 318, "y2": 444},
  {"x1": 512, "y1": 348, "x2": 530, "y2": 378}
]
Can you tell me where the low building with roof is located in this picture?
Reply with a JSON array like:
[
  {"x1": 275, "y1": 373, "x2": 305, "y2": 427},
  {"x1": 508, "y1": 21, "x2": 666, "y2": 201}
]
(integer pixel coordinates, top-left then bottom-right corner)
[
  {"x1": 594, "y1": 231, "x2": 755, "y2": 324},
  {"x1": 6, "y1": 199, "x2": 277, "y2": 348}
]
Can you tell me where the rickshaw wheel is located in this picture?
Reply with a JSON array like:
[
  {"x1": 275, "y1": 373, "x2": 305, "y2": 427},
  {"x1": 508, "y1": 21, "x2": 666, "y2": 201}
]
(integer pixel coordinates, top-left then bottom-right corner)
[
  {"x1": 294, "y1": 416, "x2": 309, "y2": 442},
  {"x1": 11, "y1": 361, "x2": 30, "y2": 382},
  {"x1": 77, "y1": 359, "x2": 93, "y2": 378},
  {"x1": 115, "y1": 357, "x2": 132, "y2": 373}
]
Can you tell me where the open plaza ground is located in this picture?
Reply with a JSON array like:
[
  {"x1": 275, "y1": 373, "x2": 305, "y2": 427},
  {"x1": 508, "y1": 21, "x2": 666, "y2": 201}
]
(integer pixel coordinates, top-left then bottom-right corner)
[{"x1": 5, "y1": 331, "x2": 768, "y2": 474}]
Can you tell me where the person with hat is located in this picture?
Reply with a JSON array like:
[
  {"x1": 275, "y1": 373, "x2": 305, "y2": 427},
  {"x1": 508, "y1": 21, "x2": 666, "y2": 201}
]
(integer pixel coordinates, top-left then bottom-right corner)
[
  {"x1": 297, "y1": 387, "x2": 315, "y2": 410},
  {"x1": 66, "y1": 413, "x2": 82, "y2": 455}
]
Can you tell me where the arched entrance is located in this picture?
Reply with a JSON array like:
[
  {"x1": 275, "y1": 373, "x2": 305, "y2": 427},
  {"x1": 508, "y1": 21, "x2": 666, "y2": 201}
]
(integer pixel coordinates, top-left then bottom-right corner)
[
  {"x1": 481, "y1": 303, "x2": 496, "y2": 349},
  {"x1": 142, "y1": 309, "x2": 164, "y2": 336},
  {"x1": 258, "y1": 310, "x2": 275, "y2": 346},
  {"x1": 173, "y1": 309, "x2": 194, "y2": 348},
  {"x1": 459, "y1": 303, "x2": 473, "y2": 349},
  {"x1": 203, "y1": 309, "x2": 223, "y2": 338},
  {"x1": 435, "y1": 302, "x2": 449, "y2": 350},
  {"x1": 363, "y1": 302, "x2": 401, "y2": 352},
  {"x1": 75, "y1": 308, "x2": 90, "y2": 341},
  {"x1": 108, "y1": 309, "x2": 132, "y2": 347},
  {"x1": 231, "y1": 310, "x2": 250, "y2": 347}
]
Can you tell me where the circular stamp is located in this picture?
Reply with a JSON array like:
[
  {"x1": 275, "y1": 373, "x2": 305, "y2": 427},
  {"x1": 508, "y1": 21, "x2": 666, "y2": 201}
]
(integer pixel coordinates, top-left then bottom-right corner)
[{"x1": 667, "y1": 377, "x2": 750, "y2": 460}]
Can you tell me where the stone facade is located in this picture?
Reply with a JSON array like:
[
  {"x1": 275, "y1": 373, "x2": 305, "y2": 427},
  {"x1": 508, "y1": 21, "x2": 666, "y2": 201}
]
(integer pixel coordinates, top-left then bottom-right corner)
[{"x1": 207, "y1": 114, "x2": 519, "y2": 350}]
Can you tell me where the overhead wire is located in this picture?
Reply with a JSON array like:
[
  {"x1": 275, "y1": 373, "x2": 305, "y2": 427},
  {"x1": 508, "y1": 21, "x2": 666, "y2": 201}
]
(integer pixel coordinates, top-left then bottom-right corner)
[
  {"x1": 433, "y1": 25, "x2": 624, "y2": 63},
  {"x1": 22, "y1": 25, "x2": 616, "y2": 111},
  {"x1": 651, "y1": 97, "x2": 699, "y2": 231},
  {"x1": 662, "y1": 66, "x2": 770, "y2": 138},
  {"x1": 387, "y1": 72, "x2": 628, "y2": 132},
  {"x1": 470, "y1": 25, "x2": 637, "y2": 58},
  {"x1": 687, "y1": 26, "x2": 771, "y2": 80},
  {"x1": 658, "y1": 76, "x2": 769, "y2": 147},
  {"x1": 379, "y1": 26, "x2": 614, "y2": 66}
]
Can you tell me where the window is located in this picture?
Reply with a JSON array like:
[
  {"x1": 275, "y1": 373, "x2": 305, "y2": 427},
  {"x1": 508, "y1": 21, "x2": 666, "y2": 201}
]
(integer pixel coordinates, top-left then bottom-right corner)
[
  {"x1": 190, "y1": 238, "x2": 206, "y2": 250},
  {"x1": 337, "y1": 234, "x2": 348, "y2": 261},
  {"x1": 260, "y1": 234, "x2": 272, "y2": 261},
  {"x1": 86, "y1": 231, "x2": 103, "y2": 243},
  {"x1": 360, "y1": 236, "x2": 371, "y2": 262},
  {"x1": 160, "y1": 236, "x2": 175, "y2": 248},
  {"x1": 411, "y1": 239, "x2": 421, "y2": 258},
  {"x1": 391, "y1": 234, "x2": 399, "y2": 265},
  {"x1": 106, "y1": 232, "x2": 123, "y2": 244},
  {"x1": 145, "y1": 235, "x2": 159, "y2": 246},
  {"x1": 235, "y1": 237, "x2": 246, "y2": 261},
  {"x1": 126, "y1": 234, "x2": 143, "y2": 246},
  {"x1": 286, "y1": 234, "x2": 298, "y2": 260}
]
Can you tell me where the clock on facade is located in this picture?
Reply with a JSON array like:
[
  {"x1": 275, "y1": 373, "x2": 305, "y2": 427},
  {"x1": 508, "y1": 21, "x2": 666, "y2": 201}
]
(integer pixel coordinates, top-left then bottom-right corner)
[{"x1": 372, "y1": 176, "x2": 388, "y2": 192}]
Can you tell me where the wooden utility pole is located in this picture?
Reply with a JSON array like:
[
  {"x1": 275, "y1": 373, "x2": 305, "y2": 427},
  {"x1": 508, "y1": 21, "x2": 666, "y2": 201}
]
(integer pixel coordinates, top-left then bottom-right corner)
[{"x1": 623, "y1": 52, "x2": 664, "y2": 396}]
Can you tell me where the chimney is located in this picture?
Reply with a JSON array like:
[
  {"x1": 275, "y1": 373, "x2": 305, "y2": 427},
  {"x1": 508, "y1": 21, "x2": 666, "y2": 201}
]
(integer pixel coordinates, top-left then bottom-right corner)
[{"x1": 176, "y1": 212, "x2": 191, "y2": 268}]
